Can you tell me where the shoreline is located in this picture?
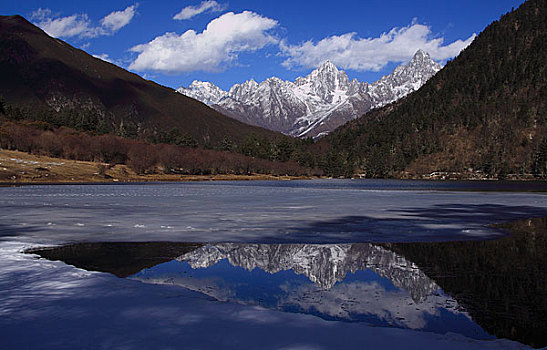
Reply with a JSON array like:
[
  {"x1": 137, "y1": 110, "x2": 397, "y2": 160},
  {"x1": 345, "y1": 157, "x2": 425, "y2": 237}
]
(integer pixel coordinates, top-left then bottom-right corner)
[
  {"x1": 1, "y1": 149, "x2": 545, "y2": 185},
  {"x1": 0, "y1": 149, "x2": 312, "y2": 185},
  {"x1": 0, "y1": 174, "x2": 313, "y2": 186},
  {"x1": 2, "y1": 176, "x2": 547, "y2": 187}
]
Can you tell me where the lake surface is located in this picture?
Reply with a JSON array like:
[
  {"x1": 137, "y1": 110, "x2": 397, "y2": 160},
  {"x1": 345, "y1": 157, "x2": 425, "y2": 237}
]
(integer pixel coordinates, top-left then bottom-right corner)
[
  {"x1": 31, "y1": 218, "x2": 547, "y2": 348},
  {"x1": 2, "y1": 180, "x2": 546, "y2": 348},
  {"x1": 1, "y1": 179, "x2": 546, "y2": 244}
]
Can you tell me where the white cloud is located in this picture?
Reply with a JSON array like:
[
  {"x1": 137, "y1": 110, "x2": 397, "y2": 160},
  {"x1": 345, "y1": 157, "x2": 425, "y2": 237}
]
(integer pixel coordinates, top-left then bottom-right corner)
[
  {"x1": 173, "y1": 1, "x2": 227, "y2": 20},
  {"x1": 280, "y1": 23, "x2": 476, "y2": 71},
  {"x1": 31, "y1": 8, "x2": 95, "y2": 38},
  {"x1": 31, "y1": 5, "x2": 137, "y2": 39},
  {"x1": 101, "y1": 5, "x2": 138, "y2": 32},
  {"x1": 129, "y1": 11, "x2": 278, "y2": 73}
]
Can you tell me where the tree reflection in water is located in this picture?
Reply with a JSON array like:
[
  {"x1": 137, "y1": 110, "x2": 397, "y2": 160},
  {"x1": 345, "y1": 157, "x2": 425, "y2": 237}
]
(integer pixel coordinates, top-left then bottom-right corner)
[{"x1": 386, "y1": 218, "x2": 547, "y2": 348}]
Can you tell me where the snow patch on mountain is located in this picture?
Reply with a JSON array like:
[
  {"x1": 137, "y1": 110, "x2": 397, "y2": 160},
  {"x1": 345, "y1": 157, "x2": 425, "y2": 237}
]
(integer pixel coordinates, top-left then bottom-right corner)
[{"x1": 178, "y1": 50, "x2": 442, "y2": 138}]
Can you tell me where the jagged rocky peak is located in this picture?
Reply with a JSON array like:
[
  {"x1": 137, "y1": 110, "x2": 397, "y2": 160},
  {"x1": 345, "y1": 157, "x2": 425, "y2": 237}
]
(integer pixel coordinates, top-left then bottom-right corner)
[
  {"x1": 228, "y1": 78, "x2": 259, "y2": 101},
  {"x1": 298, "y1": 60, "x2": 352, "y2": 95},
  {"x1": 318, "y1": 59, "x2": 337, "y2": 71},
  {"x1": 178, "y1": 49, "x2": 442, "y2": 138},
  {"x1": 189, "y1": 80, "x2": 217, "y2": 89},
  {"x1": 410, "y1": 49, "x2": 437, "y2": 66},
  {"x1": 367, "y1": 50, "x2": 443, "y2": 110},
  {"x1": 410, "y1": 48, "x2": 428, "y2": 61},
  {"x1": 177, "y1": 80, "x2": 227, "y2": 105},
  {"x1": 388, "y1": 50, "x2": 442, "y2": 82},
  {"x1": 306, "y1": 60, "x2": 341, "y2": 82},
  {"x1": 408, "y1": 50, "x2": 441, "y2": 74}
]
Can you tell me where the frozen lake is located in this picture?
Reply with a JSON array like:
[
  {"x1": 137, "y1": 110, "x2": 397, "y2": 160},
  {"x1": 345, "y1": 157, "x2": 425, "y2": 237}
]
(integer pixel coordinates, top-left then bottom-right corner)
[
  {"x1": 1, "y1": 180, "x2": 546, "y2": 349},
  {"x1": 1, "y1": 179, "x2": 546, "y2": 244}
]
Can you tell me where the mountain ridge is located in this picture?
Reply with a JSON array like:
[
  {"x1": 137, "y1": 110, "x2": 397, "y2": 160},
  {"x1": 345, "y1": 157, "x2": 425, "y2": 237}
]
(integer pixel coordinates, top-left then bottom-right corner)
[
  {"x1": 0, "y1": 14, "x2": 285, "y2": 147},
  {"x1": 178, "y1": 50, "x2": 442, "y2": 138}
]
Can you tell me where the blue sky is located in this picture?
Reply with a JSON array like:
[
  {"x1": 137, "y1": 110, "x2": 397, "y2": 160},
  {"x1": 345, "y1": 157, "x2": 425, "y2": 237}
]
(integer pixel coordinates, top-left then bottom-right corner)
[{"x1": 2, "y1": 0, "x2": 526, "y2": 90}]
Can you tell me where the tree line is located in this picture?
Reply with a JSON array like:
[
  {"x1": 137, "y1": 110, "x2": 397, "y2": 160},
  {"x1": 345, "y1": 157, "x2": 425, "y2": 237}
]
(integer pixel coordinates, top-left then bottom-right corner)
[
  {"x1": 0, "y1": 119, "x2": 321, "y2": 176},
  {"x1": 0, "y1": 99, "x2": 350, "y2": 176}
]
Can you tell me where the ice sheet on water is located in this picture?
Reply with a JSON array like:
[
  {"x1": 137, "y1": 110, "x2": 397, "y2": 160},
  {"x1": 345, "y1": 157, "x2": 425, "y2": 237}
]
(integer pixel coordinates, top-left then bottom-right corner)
[{"x1": 0, "y1": 181, "x2": 545, "y2": 245}]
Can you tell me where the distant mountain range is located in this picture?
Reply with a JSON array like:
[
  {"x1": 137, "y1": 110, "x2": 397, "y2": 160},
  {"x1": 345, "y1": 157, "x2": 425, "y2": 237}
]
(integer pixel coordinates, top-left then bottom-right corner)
[{"x1": 179, "y1": 50, "x2": 441, "y2": 138}]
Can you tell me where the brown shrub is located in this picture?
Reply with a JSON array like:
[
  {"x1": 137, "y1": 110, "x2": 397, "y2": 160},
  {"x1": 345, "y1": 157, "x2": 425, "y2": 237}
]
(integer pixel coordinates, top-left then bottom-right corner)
[{"x1": 127, "y1": 143, "x2": 158, "y2": 174}]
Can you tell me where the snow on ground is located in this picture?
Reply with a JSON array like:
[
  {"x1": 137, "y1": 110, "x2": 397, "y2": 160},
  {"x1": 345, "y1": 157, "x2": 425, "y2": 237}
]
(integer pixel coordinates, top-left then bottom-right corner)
[{"x1": 0, "y1": 241, "x2": 530, "y2": 349}]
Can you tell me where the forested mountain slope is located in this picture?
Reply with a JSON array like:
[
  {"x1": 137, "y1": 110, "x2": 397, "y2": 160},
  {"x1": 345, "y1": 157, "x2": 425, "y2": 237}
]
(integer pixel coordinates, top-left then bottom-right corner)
[{"x1": 325, "y1": 0, "x2": 546, "y2": 178}]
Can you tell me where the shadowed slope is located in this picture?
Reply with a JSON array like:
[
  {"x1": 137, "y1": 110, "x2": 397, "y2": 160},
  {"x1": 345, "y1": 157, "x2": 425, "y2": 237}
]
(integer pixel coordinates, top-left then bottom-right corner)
[{"x1": 0, "y1": 15, "x2": 285, "y2": 146}]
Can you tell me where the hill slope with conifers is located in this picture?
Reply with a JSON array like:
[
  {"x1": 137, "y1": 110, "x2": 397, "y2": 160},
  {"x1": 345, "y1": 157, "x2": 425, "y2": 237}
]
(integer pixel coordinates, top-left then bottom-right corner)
[
  {"x1": 324, "y1": 0, "x2": 546, "y2": 179},
  {"x1": 0, "y1": 15, "x2": 285, "y2": 147}
]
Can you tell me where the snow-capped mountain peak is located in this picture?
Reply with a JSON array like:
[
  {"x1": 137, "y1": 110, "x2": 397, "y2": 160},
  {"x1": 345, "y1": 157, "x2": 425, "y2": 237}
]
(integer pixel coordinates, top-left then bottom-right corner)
[
  {"x1": 307, "y1": 60, "x2": 341, "y2": 81},
  {"x1": 178, "y1": 50, "x2": 442, "y2": 138},
  {"x1": 410, "y1": 49, "x2": 435, "y2": 66},
  {"x1": 178, "y1": 80, "x2": 227, "y2": 105},
  {"x1": 295, "y1": 60, "x2": 354, "y2": 103}
]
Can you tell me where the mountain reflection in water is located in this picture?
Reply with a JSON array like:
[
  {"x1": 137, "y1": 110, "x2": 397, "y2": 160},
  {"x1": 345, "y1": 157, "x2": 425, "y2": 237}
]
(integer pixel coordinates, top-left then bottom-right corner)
[
  {"x1": 132, "y1": 243, "x2": 490, "y2": 340},
  {"x1": 29, "y1": 218, "x2": 547, "y2": 348}
]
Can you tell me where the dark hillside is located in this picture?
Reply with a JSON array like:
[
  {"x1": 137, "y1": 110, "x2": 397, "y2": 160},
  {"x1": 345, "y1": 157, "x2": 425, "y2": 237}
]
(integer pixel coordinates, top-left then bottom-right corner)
[
  {"x1": 325, "y1": 0, "x2": 546, "y2": 178},
  {"x1": 0, "y1": 15, "x2": 284, "y2": 146}
]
